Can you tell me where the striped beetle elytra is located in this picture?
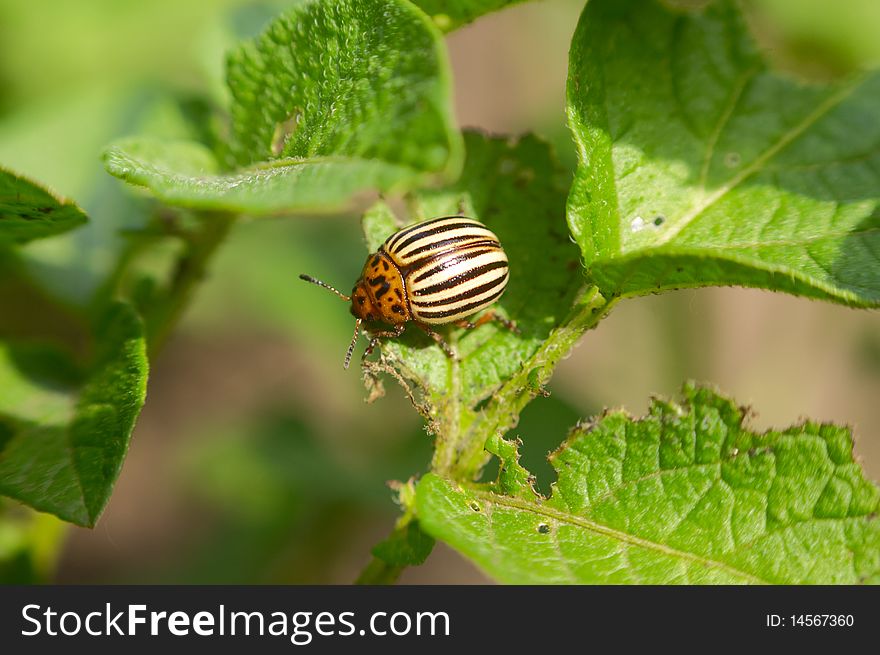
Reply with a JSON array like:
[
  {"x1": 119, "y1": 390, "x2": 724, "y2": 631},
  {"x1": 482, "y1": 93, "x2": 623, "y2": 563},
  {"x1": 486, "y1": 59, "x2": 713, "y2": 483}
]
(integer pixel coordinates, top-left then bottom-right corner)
[{"x1": 300, "y1": 215, "x2": 517, "y2": 368}]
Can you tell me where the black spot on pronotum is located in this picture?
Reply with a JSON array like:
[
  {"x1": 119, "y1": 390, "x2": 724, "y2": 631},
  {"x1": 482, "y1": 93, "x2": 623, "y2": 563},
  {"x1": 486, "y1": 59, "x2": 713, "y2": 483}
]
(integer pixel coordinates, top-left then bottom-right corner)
[
  {"x1": 381, "y1": 260, "x2": 389, "y2": 272},
  {"x1": 376, "y1": 284, "x2": 391, "y2": 299},
  {"x1": 392, "y1": 304, "x2": 404, "y2": 315}
]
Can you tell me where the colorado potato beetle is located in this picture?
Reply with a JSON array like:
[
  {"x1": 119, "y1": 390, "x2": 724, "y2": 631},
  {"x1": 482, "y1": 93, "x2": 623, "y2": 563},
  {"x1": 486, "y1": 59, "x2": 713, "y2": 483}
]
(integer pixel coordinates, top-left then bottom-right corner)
[{"x1": 300, "y1": 215, "x2": 516, "y2": 368}]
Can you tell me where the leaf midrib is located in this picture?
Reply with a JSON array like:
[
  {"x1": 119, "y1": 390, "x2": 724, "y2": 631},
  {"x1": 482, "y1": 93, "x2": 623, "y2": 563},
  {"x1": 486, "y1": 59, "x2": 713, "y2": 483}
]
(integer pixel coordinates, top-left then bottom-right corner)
[{"x1": 472, "y1": 488, "x2": 768, "y2": 584}]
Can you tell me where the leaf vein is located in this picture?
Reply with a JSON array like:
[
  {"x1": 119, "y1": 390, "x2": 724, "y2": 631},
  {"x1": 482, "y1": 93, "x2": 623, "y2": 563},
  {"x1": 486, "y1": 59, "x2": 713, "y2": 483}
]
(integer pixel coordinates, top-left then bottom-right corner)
[
  {"x1": 474, "y1": 490, "x2": 767, "y2": 584},
  {"x1": 657, "y1": 76, "x2": 865, "y2": 245}
]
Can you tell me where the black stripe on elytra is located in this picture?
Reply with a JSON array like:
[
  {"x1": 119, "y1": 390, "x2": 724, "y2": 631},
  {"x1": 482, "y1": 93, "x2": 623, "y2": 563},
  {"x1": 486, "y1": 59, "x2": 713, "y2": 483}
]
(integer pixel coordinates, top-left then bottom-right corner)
[
  {"x1": 416, "y1": 286, "x2": 506, "y2": 320},
  {"x1": 384, "y1": 216, "x2": 471, "y2": 250},
  {"x1": 411, "y1": 271, "x2": 508, "y2": 308},
  {"x1": 389, "y1": 222, "x2": 487, "y2": 253},
  {"x1": 412, "y1": 259, "x2": 508, "y2": 296},
  {"x1": 397, "y1": 236, "x2": 498, "y2": 260},
  {"x1": 411, "y1": 248, "x2": 502, "y2": 284}
]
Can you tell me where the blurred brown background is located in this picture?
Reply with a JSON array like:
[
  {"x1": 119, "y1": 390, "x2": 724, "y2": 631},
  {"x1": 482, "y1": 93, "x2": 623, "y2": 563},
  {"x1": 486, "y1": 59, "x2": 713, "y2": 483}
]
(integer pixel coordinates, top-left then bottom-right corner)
[{"x1": 0, "y1": 0, "x2": 877, "y2": 584}]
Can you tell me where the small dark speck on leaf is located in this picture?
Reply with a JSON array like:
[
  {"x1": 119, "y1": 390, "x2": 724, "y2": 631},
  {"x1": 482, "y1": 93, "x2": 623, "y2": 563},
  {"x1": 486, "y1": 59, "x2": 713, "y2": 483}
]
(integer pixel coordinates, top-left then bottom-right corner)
[
  {"x1": 537, "y1": 523, "x2": 550, "y2": 534},
  {"x1": 653, "y1": 215, "x2": 665, "y2": 226},
  {"x1": 469, "y1": 500, "x2": 482, "y2": 513}
]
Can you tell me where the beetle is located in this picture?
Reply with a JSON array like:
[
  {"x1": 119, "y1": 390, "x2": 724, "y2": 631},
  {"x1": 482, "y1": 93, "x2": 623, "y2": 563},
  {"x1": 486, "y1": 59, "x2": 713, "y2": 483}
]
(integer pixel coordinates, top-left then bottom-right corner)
[{"x1": 300, "y1": 215, "x2": 516, "y2": 368}]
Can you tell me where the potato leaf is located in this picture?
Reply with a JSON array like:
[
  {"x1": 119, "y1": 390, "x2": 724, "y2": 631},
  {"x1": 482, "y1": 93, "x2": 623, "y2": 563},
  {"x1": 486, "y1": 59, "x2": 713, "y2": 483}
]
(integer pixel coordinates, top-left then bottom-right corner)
[
  {"x1": 567, "y1": 0, "x2": 880, "y2": 306},
  {"x1": 417, "y1": 384, "x2": 880, "y2": 583}
]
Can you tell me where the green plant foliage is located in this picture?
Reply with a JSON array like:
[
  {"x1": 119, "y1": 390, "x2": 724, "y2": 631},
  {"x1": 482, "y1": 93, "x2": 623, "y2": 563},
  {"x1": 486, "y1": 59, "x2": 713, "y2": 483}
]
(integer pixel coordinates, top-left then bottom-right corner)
[
  {"x1": 105, "y1": 0, "x2": 463, "y2": 215},
  {"x1": 2, "y1": 0, "x2": 878, "y2": 587},
  {"x1": 416, "y1": 384, "x2": 880, "y2": 584},
  {"x1": 0, "y1": 168, "x2": 87, "y2": 244},
  {"x1": 358, "y1": 131, "x2": 590, "y2": 475},
  {"x1": 362, "y1": 131, "x2": 580, "y2": 403},
  {"x1": 0, "y1": 304, "x2": 148, "y2": 526},
  {"x1": 356, "y1": 519, "x2": 436, "y2": 584},
  {"x1": 412, "y1": 0, "x2": 528, "y2": 31},
  {"x1": 103, "y1": 138, "x2": 423, "y2": 215},
  {"x1": 567, "y1": 0, "x2": 880, "y2": 306},
  {"x1": 0, "y1": 502, "x2": 65, "y2": 583}
]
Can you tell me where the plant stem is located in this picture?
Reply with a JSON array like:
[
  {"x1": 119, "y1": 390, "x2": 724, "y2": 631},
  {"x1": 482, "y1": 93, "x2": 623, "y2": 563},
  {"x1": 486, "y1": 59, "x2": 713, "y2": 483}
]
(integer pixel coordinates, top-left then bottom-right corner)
[
  {"x1": 355, "y1": 557, "x2": 407, "y2": 585},
  {"x1": 145, "y1": 212, "x2": 236, "y2": 357},
  {"x1": 442, "y1": 287, "x2": 612, "y2": 481},
  {"x1": 355, "y1": 287, "x2": 615, "y2": 583}
]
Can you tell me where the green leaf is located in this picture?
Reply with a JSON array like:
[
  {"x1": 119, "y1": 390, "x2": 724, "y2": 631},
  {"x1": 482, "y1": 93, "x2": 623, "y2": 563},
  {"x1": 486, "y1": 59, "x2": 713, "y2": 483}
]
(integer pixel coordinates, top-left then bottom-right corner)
[
  {"x1": 566, "y1": 0, "x2": 880, "y2": 307},
  {"x1": 0, "y1": 167, "x2": 87, "y2": 244},
  {"x1": 106, "y1": 0, "x2": 463, "y2": 214},
  {"x1": 416, "y1": 384, "x2": 880, "y2": 584},
  {"x1": 412, "y1": 0, "x2": 527, "y2": 32},
  {"x1": 103, "y1": 137, "x2": 433, "y2": 215},
  {"x1": 0, "y1": 304, "x2": 148, "y2": 527},
  {"x1": 358, "y1": 131, "x2": 588, "y2": 475},
  {"x1": 226, "y1": 0, "x2": 460, "y2": 174}
]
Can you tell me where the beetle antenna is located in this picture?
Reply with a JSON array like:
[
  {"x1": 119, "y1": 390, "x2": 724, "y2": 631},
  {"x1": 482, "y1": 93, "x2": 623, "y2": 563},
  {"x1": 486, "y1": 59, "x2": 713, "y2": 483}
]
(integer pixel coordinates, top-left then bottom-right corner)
[
  {"x1": 344, "y1": 319, "x2": 362, "y2": 370},
  {"x1": 299, "y1": 274, "x2": 351, "y2": 301}
]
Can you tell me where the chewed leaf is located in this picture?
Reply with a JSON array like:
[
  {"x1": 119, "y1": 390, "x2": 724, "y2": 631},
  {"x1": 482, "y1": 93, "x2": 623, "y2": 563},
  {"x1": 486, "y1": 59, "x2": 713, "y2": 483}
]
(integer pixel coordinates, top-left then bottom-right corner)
[
  {"x1": 0, "y1": 304, "x2": 148, "y2": 526},
  {"x1": 566, "y1": 0, "x2": 880, "y2": 306},
  {"x1": 0, "y1": 167, "x2": 87, "y2": 244},
  {"x1": 417, "y1": 384, "x2": 880, "y2": 584}
]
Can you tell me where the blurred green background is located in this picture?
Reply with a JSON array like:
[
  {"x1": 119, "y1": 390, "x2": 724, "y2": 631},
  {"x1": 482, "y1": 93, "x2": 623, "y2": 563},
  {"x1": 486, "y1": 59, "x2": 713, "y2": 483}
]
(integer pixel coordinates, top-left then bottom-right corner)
[{"x1": 0, "y1": 0, "x2": 878, "y2": 584}]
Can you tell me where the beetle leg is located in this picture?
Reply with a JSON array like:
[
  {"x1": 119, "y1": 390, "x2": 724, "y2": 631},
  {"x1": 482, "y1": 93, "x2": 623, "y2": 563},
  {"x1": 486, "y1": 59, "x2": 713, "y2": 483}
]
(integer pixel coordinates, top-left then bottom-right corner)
[
  {"x1": 454, "y1": 310, "x2": 520, "y2": 335},
  {"x1": 363, "y1": 324, "x2": 406, "y2": 359},
  {"x1": 416, "y1": 324, "x2": 457, "y2": 359}
]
